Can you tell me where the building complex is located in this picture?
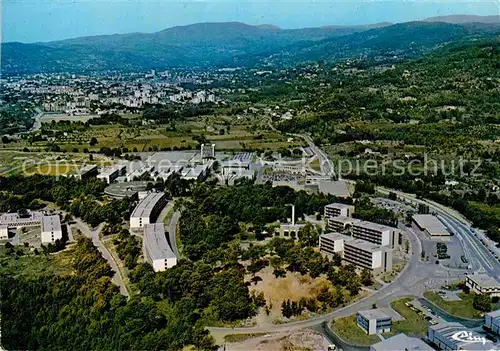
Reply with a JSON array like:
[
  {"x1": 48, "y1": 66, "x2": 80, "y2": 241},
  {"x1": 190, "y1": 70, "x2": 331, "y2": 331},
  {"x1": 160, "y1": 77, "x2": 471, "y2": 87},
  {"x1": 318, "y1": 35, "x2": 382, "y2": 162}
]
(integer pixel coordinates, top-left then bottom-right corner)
[
  {"x1": 97, "y1": 164, "x2": 127, "y2": 184},
  {"x1": 466, "y1": 273, "x2": 500, "y2": 297},
  {"x1": 370, "y1": 333, "x2": 433, "y2": 351},
  {"x1": 485, "y1": 309, "x2": 500, "y2": 336}
]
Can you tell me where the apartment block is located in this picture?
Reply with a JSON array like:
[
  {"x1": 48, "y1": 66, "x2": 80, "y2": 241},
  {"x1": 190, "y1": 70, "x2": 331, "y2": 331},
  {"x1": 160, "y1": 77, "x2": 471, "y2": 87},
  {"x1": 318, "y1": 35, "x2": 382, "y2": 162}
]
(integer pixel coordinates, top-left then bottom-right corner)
[
  {"x1": 324, "y1": 203, "x2": 355, "y2": 219},
  {"x1": 485, "y1": 309, "x2": 500, "y2": 336},
  {"x1": 319, "y1": 233, "x2": 393, "y2": 274}
]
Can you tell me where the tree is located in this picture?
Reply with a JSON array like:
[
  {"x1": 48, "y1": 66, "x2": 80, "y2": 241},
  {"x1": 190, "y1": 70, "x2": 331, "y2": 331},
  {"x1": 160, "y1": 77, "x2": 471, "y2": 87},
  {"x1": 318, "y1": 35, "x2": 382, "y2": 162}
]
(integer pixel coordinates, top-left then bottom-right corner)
[
  {"x1": 89, "y1": 137, "x2": 98, "y2": 146},
  {"x1": 281, "y1": 300, "x2": 292, "y2": 318},
  {"x1": 2, "y1": 135, "x2": 11, "y2": 144},
  {"x1": 360, "y1": 269, "x2": 373, "y2": 286},
  {"x1": 473, "y1": 293, "x2": 492, "y2": 312}
]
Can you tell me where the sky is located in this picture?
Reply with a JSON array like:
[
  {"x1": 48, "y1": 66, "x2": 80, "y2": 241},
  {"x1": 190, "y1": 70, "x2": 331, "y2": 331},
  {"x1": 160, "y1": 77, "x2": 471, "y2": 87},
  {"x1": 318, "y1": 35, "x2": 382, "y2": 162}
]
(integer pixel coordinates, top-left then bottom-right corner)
[{"x1": 2, "y1": 0, "x2": 499, "y2": 43}]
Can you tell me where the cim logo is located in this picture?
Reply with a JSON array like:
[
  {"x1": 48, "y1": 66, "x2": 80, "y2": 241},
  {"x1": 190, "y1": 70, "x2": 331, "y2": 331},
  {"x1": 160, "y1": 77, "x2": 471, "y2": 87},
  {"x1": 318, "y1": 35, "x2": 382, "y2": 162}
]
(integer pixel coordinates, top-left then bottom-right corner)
[{"x1": 451, "y1": 331, "x2": 490, "y2": 345}]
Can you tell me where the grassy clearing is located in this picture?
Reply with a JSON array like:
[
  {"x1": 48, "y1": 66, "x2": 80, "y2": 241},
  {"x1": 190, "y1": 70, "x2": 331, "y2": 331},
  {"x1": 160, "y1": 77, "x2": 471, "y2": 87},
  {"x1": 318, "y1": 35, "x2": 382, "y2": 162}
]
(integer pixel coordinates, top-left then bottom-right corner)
[
  {"x1": 331, "y1": 315, "x2": 380, "y2": 346},
  {"x1": 390, "y1": 297, "x2": 429, "y2": 337},
  {"x1": 224, "y1": 333, "x2": 268, "y2": 342},
  {"x1": 423, "y1": 291, "x2": 483, "y2": 319},
  {"x1": 0, "y1": 246, "x2": 74, "y2": 278}
]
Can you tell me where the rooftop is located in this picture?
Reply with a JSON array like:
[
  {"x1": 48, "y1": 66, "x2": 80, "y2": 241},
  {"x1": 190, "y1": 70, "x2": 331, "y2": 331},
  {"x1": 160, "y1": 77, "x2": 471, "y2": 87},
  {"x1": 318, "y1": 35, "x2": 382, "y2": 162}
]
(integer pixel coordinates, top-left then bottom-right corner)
[
  {"x1": 467, "y1": 273, "x2": 500, "y2": 287},
  {"x1": 321, "y1": 232, "x2": 352, "y2": 241},
  {"x1": 41, "y1": 215, "x2": 62, "y2": 233},
  {"x1": 488, "y1": 309, "x2": 500, "y2": 318},
  {"x1": 98, "y1": 164, "x2": 126, "y2": 176},
  {"x1": 358, "y1": 309, "x2": 391, "y2": 320},
  {"x1": 429, "y1": 322, "x2": 496, "y2": 350},
  {"x1": 317, "y1": 180, "x2": 351, "y2": 197},
  {"x1": 325, "y1": 202, "x2": 354, "y2": 209},
  {"x1": 328, "y1": 215, "x2": 354, "y2": 224},
  {"x1": 0, "y1": 211, "x2": 44, "y2": 224},
  {"x1": 347, "y1": 238, "x2": 385, "y2": 252},
  {"x1": 412, "y1": 214, "x2": 450, "y2": 235},
  {"x1": 352, "y1": 219, "x2": 394, "y2": 232},
  {"x1": 143, "y1": 223, "x2": 176, "y2": 260},
  {"x1": 130, "y1": 192, "x2": 166, "y2": 219},
  {"x1": 371, "y1": 333, "x2": 433, "y2": 351}
]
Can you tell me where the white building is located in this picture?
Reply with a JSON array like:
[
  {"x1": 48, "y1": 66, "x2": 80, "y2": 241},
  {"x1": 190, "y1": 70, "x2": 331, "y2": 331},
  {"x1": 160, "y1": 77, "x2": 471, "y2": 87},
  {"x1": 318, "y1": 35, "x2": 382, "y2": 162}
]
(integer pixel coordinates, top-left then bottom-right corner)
[
  {"x1": 324, "y1": 203, "x2": 355, "y2": 218},
  {"x1": 319, "y1": 233, "x2": 393, "y2": 274},
  {"x1": 466, "y1": 273, "x2": 500, "y2": 297},
  {"x1": 0, "y1": 211, "x2": 43, "y2": 228},
  {"x1": 357, "y1": 309, "x2": 392, "y2": 335},
  {"x1": 428, "y1": 322, "x2": 496, "y2": 350},
  {"x1": 370, "y1": 333, "x2": 433, "y2": 351},
  {"x1": 0, "y1": 225, "x2": 8, "y2": 239},
  {"x1": 41, "y1": 215, "x2": 63, "y2": 244},
  {"x1": 130, "y1": 192, "x2": 167, "y2": 230},
  {"x1": 97, "y1": 164, "x2": 127, "y2": 184},
  {"x1": 143, "y1": 223, "x2": 177, "y2": 272},
  {"x1": 412, "y1": 214, "x2": 450, "y2": 236},
  {"x1": 485, "y1": 309, "x2": 500, "y2": 336}
]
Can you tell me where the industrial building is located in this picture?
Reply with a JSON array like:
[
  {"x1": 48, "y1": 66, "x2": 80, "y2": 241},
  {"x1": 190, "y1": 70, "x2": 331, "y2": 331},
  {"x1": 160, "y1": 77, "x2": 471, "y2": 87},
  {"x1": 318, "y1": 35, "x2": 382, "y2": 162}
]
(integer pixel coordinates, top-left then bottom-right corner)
[
  {"x1": 466, "y1": 273, "x2": 500, "y2": 297},
  {"x1": 428, "y1": 322, "x2": 496, "y2": 350},
  {"x1": 142, "y1": 223, "x2": 177, "y2": 272},
  {"x1": 370, "y1": 333, "x2": 433, "y2": 351},
  {"x1": 200, "y1": 143, "x2": 215, "y2": 160},
  {"x1": 41, "y1": 215, "x2": 63, "y2": 244},
  {"x1": 97, "y1": 164, "x2": 127, "y2": 184},
  {"x1": 130, "y1": 192, "x2": 167, "y2": 229},
  {"x1": 357, "y1": 309, "x2": 392, "y2": 335},
  {"x1": 412, "y1": 214, "x2": 450, "y2": 236},
  {"x1": 324, "y1": 203, "x2": 355, "y2": 218},
  {"x1": 485, "y1": 309, "x2": 500, "y2": 336},
  {"x1": 319, "y1": 233, "x2": 393, "y2": 274}
]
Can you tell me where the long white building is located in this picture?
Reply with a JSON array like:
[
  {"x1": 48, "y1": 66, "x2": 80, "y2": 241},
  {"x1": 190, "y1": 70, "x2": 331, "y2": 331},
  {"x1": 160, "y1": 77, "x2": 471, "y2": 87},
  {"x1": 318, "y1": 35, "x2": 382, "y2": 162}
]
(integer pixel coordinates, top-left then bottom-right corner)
[
  {"x1": 324, "y1": 203, "x2": 355, "y2": 218},
  {"x1": 130, "y1": 192, "x2": 167, "y2": 229},
  {"x1": 0, "y1": 211, "x2": 43, "y2": 228},
  {"x1": 143, "y1": 223, "x2": 177, "y2": 272},
  {"x1": 41, "y1": 215, "x2": 63, "y2": 244}
]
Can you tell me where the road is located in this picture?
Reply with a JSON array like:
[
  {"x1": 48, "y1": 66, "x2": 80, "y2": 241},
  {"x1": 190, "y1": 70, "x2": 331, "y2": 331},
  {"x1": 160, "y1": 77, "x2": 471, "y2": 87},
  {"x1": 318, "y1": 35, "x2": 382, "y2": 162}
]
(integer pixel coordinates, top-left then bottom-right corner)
[
  {"x1": 295, "y1": 133, "x2": 336, "y2": 179},
  {"x1": 71, "y1": 219, "x2": 130, "y2": 297},
  {"x1": 379, "y1": 187, "x2": 500, "y2": 277},
  {"x1": 155, "y1": 202, "x2": 181, "y2": 259},
  {"x1": 30, "y1": 108, "x2": 45, "y2": 131}
]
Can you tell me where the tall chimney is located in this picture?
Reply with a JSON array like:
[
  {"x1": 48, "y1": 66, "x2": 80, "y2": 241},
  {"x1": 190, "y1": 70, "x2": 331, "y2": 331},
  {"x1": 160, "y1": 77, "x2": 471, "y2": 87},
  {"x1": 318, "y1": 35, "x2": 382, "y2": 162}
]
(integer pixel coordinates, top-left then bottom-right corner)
[{"x1": 291, "y1": 205, "x2": 295, "y2": 226}]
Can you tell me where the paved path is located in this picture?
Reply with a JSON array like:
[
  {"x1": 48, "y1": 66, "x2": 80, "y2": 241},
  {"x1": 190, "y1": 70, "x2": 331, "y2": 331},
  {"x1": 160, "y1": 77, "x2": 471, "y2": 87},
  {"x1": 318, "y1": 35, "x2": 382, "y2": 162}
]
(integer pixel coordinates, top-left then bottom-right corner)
[
  {"x1": 155, "y1": 202, "x2": 181, "y2": 259},
  {"x1": 71, "y1": 219, "x2": 130, "y2": 297}
]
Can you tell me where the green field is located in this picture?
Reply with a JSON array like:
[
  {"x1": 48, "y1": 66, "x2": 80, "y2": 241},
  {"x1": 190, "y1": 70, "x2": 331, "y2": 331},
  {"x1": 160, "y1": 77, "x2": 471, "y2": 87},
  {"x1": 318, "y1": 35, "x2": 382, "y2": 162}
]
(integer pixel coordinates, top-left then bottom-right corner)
[
  {"x1": 423, "y1": 291, "x2": 500, "y2": 319},
  {"x1": 331, "y1": 315, "x2": 381, "y2": 346},
  {"x1": 390, "y1": 297, "x2": 429, "y2": 337}
]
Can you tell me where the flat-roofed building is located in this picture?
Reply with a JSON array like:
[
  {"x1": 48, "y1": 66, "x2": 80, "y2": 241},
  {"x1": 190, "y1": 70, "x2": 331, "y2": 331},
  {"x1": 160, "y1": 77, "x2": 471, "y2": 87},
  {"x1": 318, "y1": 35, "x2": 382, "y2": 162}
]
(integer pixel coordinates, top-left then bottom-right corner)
[
  {"x1": 343, "y1": 238, "x2": 393, "y2": 274},
  {"x1": 466, "y1": 273, "x2": 500, "y2": 297},
  {"x1": 276, "y1": 223, "x2": 306, "y2": 240},
  {"x1": 326, "y1": 215, "x2": 353, "y2": 232},
  {"x1": 143, "y1": 223, "x2": 177, "y2": 272},
  {"x1": 41, "y1": 215, "x2": 63, "y2": 244},
  {"x1": 357, "y1": 309, "x2": 392, "y2": 335},
  {"x1": 130, "y1": 192, "x2": 167, "y2": 230},
  {"x1": 485, "y1": 309, "x2": 500, "y2": 336},
  {"x1": 0, "y1": 225, "x2": 8, "y2": 239},
  {"x1": 324, "y1": 203, "x2": 355, "y2": 218},
  {"x1": 317, "y1": 180, "x2": 351, "y2": 198},
  {"x1": 412, "y1": 214, "x2": 450, "y2": 236},
  {"x1": 319, "y1": 232, "x2": 346, "y2": 255},
  {"x1": 370, "y1": 333, "x2": 433, "y2": 351},
  {"x1": 351, "y1": 220, "x2": 393, "y2": 247},
  {"x1": 319, "y1": 233, "x2": 392, "y2": 274},
  {"x1": 97, "y1": 164, "x2": 127, "y2": 184},
  {"x1": 428, "y1": 322, "x2": 495, "y2": 350},
  {"x1": 0, "y1": 211, "x2": 43, "y2": 228},
  {"x1": 75, "y1": 164, "x2": 98, "y2": 180}
]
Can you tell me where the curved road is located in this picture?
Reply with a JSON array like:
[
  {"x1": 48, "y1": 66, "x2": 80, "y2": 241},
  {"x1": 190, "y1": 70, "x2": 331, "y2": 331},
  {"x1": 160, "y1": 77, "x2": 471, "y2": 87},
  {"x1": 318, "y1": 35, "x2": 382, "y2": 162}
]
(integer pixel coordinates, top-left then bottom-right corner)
[{"x1": 155, "y1": 202, "x2": 181, "y2": 259}]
